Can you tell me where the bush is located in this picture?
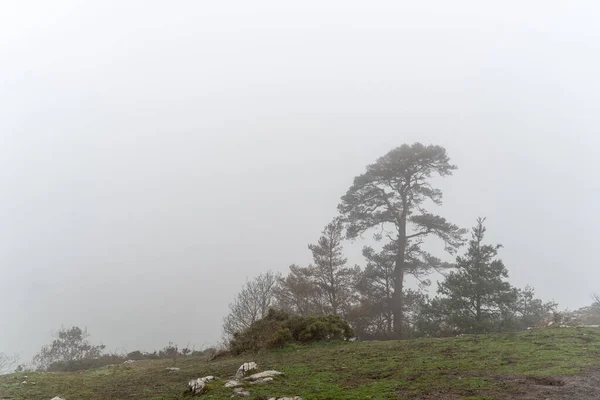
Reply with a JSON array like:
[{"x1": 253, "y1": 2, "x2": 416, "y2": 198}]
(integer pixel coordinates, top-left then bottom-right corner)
[
  {"x1": 46, "y1": 354, "x2": 126, "y2": 372},
  {"x1": 44, "y1": 341, "x2": 213, "y2": 372},
  {"x1": 229, "y1": 309, "x2": 354, "y2": 355}
]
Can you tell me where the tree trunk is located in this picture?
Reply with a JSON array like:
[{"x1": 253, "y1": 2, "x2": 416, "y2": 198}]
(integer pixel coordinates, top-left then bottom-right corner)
[{"x1": 393, "y1": 217, "x2": 407, "y2": 339}]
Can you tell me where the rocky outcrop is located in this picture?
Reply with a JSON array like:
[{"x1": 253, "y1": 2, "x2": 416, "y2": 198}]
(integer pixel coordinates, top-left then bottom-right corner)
[
  {"x1": 187, "y1": 378, "x2": 206, "y2": 395},
  {"x1": 244, "y1": 370, "x2": 283, "y2": 381},
  {"x1": 187, "y1": 376, "x2": 217, "y2": 395},
  {"x1": 267, "y1": 397, "x2": 303, "y2": 400},
  {"x1": 186, "y1": 362, "x2": 291, "y2": 398},
  {"x1": 235, "y1": 362, "x2": 258, "y2": 379}
]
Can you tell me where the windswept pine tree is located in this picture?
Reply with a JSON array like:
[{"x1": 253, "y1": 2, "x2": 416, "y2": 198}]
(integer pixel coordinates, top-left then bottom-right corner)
[{"x1": 338, "y1": 143, "x2": 466, "y2": 337}]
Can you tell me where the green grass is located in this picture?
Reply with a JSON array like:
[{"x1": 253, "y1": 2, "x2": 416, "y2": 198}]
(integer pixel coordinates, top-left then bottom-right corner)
[{"x1": 2, "y1": 327, "x2": 600, "y2": 400}]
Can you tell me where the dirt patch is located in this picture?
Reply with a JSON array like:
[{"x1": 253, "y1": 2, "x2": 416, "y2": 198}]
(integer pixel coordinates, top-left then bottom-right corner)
[
  {"x1": 399, "y1": 394, "x2": 462, "y2": 400},
  {"x1": 487, "y1": 369, "x2": 600, "y2": 400},
  {"x1": 535, "y1": 371, "x2": 600, "y2": 400},
  {"x1": 525, "y1": 375, "x2": 565, "y2": 386},
  {"x1": 398, "y1": 371, "x2": 600, "y2": 400}
]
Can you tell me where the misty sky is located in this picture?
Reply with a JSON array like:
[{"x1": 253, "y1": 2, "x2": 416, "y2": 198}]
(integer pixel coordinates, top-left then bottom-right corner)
[{"x1": 2, "y1": 1, "x2": 600, "y2": 360}]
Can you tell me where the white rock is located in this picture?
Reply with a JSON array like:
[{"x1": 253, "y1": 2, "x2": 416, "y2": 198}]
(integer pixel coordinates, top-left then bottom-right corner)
[
  {"x1": 50, "y1": 398, "x2": 66, "y2": 400},
  {"x1": 547, "y1": 321, "x2": 554, "y2": 327},
  {"x1": 234, "y1": 391, "x2": 251, "y2": 397},
  {"x1": 251, "y1": 377, "x2": 273, "y2": 384},
  {"x1": 200, "y1": 375, "x2": 216, "y2": 382},
  {"x1": 166, "y1": 367, "x2": 180, "y2": 372},
  {"x1": 235, "y1": 362, "x2": 258, "y2": 379},
  {"x1": 268, "y1": 397, "x2": 302, "y2": 400},
  {"x1": 225, "y1": 380, "x2": 242, "y2": 388},
  {"x1": 124, "y1": 360, "x2": 137, "y2": 364},
  {"x1": 187, "y1": 378, "x2": 206, "y2": 395},
  {"x1": 244, "y1": 370, "x2": 284, "y2": 381}
]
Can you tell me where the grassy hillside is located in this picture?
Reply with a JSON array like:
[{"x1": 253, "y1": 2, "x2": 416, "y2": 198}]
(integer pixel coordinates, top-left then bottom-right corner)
[{"x1": 2, "y1": 328, "x2": 600, "y2": 400}]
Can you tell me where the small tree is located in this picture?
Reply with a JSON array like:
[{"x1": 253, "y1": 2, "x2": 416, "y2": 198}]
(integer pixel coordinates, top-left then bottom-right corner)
[
  {"x1": 275, "y1": 264, "x2": 326, "y2": 316},
  {"x1": 0, "y1": 353, "x2": 18, "y2": 374},
  {"x1": 223, "y1": 271, "x2": 280, "y2": 338},
  {"x1": 32, "y1": 326, "x2": 105, "y2": 371},
  {"x1": 338, "y1": 143, "x2": 466, "y2": 337},
  {"x1": 514, "y1": 285, "x2": 557, "y2": 329},
  {"x1": 436, "y1": 218, "x2": 517, "y2": 334},
  {"x1": 307, "y1": 218, "x2": 361, "y2": 316}
]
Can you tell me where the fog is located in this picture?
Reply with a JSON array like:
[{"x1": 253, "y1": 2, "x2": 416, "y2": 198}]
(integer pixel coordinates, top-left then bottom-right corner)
[{"x1": 1, "y1": 1, "x2": 599, "y2": 360}]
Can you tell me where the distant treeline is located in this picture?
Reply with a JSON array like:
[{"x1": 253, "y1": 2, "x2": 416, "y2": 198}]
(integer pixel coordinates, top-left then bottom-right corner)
[{"x1": 16, "y1": 326, "x2": 215, "y2": 373}]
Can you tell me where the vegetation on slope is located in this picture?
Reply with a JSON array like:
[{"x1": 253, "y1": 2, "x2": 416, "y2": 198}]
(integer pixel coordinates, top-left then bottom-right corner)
[{"x1": 2, "y1": 328, "x2": 600, "y2": 400}]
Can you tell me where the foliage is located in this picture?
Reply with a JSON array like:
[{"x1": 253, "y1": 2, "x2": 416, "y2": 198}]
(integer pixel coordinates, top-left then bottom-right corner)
[
  {"x1": 275, "y1": 264, "x2": 326, "y2": 315},
  {"x1": 228, "y1": 309, "x2": 354, "y2": 355},
  {"x1": 43, "y1": 341, "x2": 212, "y2": 372},
  {"x1": 433, "y1": 218, "x2": 517, "y2": 334},
  {"x1": 306, "y1": 218, "x2": 361, "y2": 316},
  {"x1": 338, "y1": 143, "x2": 466, "y2": 336},
  {"x1": 0, "y1": 353, "x2": 18, "y2": 374},
  {"x1": 274, "y1": 220, "x2": 361, "y2": 318},
  {"x1": 222, "y1": 271, "x2": 280, "y2": 338},
  {"x1": 45, "y1": 353, "x2": 125, "y2": 372},
  {"x1": 513, "y1": 285, "x2": 557, "y2": 329},
  {"x1": 566, "y1": 294, "x2": 600, "y2": 325},
  {"x1": 32, "y1": 326, "x2": 106, "y2": 371}
]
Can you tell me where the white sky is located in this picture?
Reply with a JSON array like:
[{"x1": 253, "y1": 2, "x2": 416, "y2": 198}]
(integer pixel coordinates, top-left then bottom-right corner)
[{"x1": 1, "y1": 1, "x2": 600, "y2": 360}]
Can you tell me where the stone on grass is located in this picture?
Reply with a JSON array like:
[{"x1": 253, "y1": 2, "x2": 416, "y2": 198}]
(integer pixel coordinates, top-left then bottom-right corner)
[
  {"x1": 225, "y1": 380, "x2": 242, "y2": 388},
  {"x1": 187, "y1": 378, "x2": 206, "y2": 395},
  {"x1": 244, "y1": 370, "x2": 283, "y2": 381},
  {"x1": 50, "y1": 398, "x2": 65, "y2": 400},
  {"x1": 166, "y1": 367, "x2": 180, "y2": 372},
  {"x1": 267, "y1": 397, "x2": 303, "y2": 400},
  {"x1": 251, "y1": 377, "x2": 274, "y2": 384},
  {"x1": 233, "y1": 387, "x2": 251, "y2": 397},
  {"x1": 235, "y1": 362, "x2": 258, "y2": 379},
  {"x1": 187, "y1": 376, "x2": 217, "y2": 394}
]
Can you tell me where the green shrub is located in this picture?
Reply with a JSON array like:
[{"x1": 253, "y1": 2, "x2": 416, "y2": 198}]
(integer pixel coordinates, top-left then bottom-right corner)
[
  {"x1": 229, "y1": 309, "x2": 354, "y2": 355},
  {"x1": 46, "y1": 354, "x2": 126, "y2": 372}
]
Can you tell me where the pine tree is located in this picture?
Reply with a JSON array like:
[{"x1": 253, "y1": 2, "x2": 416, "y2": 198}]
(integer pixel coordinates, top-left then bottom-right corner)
[
  {"x1": 307, "y1": 218, "x2": 360, "y2": 316},
  {"x1": 338, "y1": 143, "x2": 465, "y2": 337},
  {"x1": 436, "y1": 218, "x2": 517, "y2": 334}
]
